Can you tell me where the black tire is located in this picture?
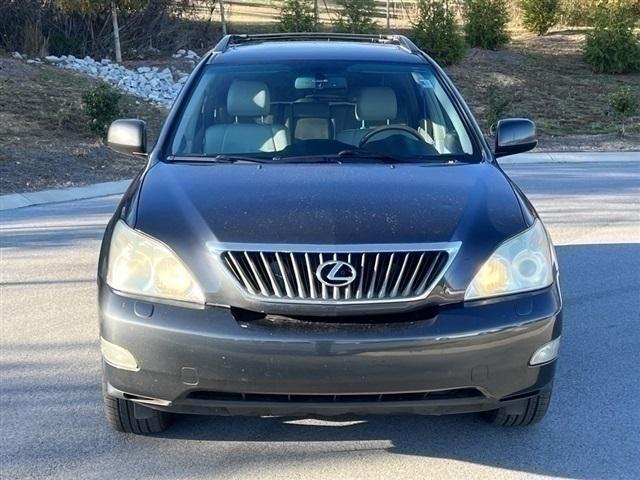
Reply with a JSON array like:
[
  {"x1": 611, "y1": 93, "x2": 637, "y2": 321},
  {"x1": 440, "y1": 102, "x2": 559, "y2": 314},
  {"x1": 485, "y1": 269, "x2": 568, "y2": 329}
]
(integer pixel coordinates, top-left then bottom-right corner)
[
  {"x1": 103, "y1": 389, "x2": 172, "y2": 434},
  {"x1": 483, "y1": 389, "x2": 552, "y2": 427}
]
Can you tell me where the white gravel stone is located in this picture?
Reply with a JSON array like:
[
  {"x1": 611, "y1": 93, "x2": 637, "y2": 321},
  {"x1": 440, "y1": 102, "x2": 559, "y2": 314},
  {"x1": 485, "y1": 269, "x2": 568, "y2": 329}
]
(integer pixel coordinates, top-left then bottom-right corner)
[{"x1": 12, "y1": 50, "x2": 188, "y2": 106}]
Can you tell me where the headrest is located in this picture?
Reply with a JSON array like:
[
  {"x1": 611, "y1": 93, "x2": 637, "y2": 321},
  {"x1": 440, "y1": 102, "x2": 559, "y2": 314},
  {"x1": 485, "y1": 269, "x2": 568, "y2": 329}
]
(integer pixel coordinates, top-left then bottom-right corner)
[
  {"x1": 356, "y1": 87, "x2": 397, "y2": 122},
  {"x1": 227, "y1": 80, "x2": 270, "y2": 117}
]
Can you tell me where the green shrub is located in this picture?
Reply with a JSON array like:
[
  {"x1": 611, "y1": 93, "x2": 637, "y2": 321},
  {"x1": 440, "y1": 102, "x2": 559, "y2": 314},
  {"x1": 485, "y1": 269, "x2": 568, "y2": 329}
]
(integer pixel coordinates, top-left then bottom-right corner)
[
  {"x1": 463, "y1": 0, "x2": 510, "y2": 50},
  {"x1": 609, "y1": 86, "x2": 638, "y2": 136},
  {"x1": 334, "y1": 0, "x2": 377, "y2": 34},
  {"x1": 486, "y1": 84, "x2": 512, "y2": 132},
  {"x1": 279, "y1": 0, "x2": 317, "y2": 32},
  {"x1": 412, "y1": 0, "x2": 466, "y2": 65},
  {"x1": 559, "y1": 0, "x2": 597, "y2": 26},
  {"x1": 521, "y1": 0, "x2": 560, "y2": 35},
  {"x1": 82, "y1": 83, "x2": 122, "y2": 137},
  {"x1": 584, "y1": 1, "x2": 640, "y2": 74}
]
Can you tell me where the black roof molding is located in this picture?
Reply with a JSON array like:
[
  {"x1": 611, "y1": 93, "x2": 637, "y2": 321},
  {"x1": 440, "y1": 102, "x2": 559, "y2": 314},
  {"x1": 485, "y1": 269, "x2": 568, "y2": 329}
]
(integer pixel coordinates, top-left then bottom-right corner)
[{"x1": 213, "y1": 33, "x2": 421, "y2": 55}]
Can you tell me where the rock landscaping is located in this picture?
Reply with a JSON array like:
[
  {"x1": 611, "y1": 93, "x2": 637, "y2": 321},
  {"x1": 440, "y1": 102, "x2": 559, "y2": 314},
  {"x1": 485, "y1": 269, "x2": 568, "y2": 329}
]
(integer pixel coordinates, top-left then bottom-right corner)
[{"x1": 11, "y1": 51, "x2": 197, "y2": 105}]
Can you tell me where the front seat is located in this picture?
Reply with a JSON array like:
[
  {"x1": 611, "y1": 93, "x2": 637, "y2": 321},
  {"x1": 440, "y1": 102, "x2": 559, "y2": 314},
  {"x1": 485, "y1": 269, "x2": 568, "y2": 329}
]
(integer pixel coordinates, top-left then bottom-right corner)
[
  {"x1": 204, "y1": 80, "x2": 289, "y2": 154},
  {"x1": 336, "y1": 87, "x2": 397, "y2": 146}
]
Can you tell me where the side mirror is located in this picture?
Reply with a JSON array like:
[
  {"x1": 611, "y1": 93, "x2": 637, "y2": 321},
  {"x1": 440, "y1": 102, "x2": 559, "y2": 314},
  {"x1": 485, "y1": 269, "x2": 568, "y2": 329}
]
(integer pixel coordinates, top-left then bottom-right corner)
[
  {"x1": 494, "y1": 118, "x2": 537, "y2": 158},
  {"x1": 107, "y1": 119, "x2": 147, "y2": 156}
]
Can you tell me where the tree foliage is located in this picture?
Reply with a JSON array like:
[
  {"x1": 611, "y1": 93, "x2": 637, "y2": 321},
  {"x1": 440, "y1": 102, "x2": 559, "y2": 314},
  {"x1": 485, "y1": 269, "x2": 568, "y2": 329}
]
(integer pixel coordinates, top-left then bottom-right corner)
[
  {"x1": 57, "y1": 0, "x2": 148, "y2": 15},
  {"x1": 463, "y1": 0, "x2": 510, "y2": 50},
  {"x1": 520, "y1": 0, "x2": 559, "y2": 35},
  {"x1": 584, "y1": 0, "x2": 640, "y2": 74},
  {"x1": 279, "y1": 0, "x2": 317, "y2": 32},
  {"x1": 412, "y1": 0, "x2": 466, "y2": 65},
  {"x1": 334, "y1": 0, "x2": 377, "y2": 34}
]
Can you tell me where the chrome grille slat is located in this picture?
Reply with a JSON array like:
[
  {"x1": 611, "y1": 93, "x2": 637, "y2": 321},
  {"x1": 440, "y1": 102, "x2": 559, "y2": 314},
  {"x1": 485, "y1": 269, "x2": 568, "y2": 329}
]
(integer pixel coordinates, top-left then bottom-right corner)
[
  {"x1": 319, "y1": 253, "x2": 328, "y2": 300},
  {"x1": 332, "y1": 253, "x2": 339, "y2": 300},
  {"x1": 345, "y1": 253, "x2": 353, "y2": 300},
  {"x1": 243, "y1": 252, "x2": 269, "y2": 296},
  {"x1": 403, "y1": 252, "x2": 425, "y2": 296},
  {"x1": 259, "y1": 252, "x2": 282, "y2": 297},
  {"x1": 415, "y1": 252, "x2": 442, "y2": 294},
  {"x1": 289, "y1": 252, "x2": 306, "y2": 298},
  {"x1": 378, "y1": 252, "x2": 395, "y2": 298},
  {"x1": 390, "y1": 252, "x2": 410, "y2": 297},
  {"x1": 366, "y1": 253, "x2": 380, "y2": 299},
  {"x1": 219, "y1": 245, "x2": 456, "y2": 305},
  {"x1": 304, "y1": 253, "x2": 317, "y2": 299},
  {"x1": 225, "y1": 252, "x2": 257, "y2": 295},
  {"x1": 355, "y1": 253, "x2": 366, "y2": 299},
  {"x1": 275, "y1": 252, "x2": 295, "y2": 298}
]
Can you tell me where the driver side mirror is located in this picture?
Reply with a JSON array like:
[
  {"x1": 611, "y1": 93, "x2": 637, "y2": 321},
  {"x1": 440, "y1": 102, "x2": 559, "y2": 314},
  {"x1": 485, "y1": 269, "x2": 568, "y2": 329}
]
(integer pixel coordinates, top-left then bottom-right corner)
[
  {"x1": 494, "y1": 118, "x2": 537, "y2": 158},
  {"x1": 107, "y1": 119, "x2": 147, "y2": 156}
]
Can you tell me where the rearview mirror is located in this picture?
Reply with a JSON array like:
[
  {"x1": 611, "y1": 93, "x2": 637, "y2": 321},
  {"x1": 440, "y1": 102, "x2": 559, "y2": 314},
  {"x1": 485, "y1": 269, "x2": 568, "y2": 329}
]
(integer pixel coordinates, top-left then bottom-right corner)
[
  {"x1": 294, "y1": 76, "x2": 348, "y2": 90},
  {"x1": 107, "y1": 119, "x2": 147, "y2": 156},
  {"x1": 494, "y1": 118, "x2": 537, "y2": 158}
]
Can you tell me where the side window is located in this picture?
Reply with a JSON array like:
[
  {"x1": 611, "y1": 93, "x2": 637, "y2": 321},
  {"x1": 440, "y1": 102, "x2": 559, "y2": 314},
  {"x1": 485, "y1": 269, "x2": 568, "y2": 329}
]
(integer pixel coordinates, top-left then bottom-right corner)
[
  {"x1": 172, "y1": 73, "x2": 216, "y2": 154},
  {"x1": 412, "y1": 72, "x2": 473, "y2": 154}
]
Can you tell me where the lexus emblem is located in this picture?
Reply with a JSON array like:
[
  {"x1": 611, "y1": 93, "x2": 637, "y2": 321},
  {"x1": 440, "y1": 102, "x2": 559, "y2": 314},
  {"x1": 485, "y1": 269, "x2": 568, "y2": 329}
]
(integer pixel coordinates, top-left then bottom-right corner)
[{"x1": 316, "y1": 260, "x2": 357, "y2": 287}]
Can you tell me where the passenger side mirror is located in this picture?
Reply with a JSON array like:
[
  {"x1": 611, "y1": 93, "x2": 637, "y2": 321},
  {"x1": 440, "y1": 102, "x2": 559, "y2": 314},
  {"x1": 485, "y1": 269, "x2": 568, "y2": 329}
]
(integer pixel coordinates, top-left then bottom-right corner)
[
  {"x1": 106, "y1": 119, "x2": 147, "y2": 156},
  {"x1": 494, "y1": 118, "x2": 537, "y2": 158}
]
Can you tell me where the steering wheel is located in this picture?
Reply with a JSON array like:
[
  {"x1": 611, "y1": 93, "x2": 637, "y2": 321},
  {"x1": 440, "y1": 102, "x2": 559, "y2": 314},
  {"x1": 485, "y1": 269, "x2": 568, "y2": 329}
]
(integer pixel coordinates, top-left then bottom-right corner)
[{"x1": 358, "y1": 125, "x2": 425, "y2": 148}]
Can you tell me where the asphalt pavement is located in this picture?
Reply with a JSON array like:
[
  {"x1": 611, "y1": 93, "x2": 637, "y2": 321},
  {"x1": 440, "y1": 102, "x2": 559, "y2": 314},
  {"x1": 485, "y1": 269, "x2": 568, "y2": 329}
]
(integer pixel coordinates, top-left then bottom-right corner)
[{"x1": 1, "y1": 161, "x2": 639, "y2": 479}]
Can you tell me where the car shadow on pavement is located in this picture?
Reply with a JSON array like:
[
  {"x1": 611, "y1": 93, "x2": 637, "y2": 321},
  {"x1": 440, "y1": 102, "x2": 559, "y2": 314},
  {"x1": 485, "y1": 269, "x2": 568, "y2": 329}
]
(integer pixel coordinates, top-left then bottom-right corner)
[{"x1": 156, "y1": 243, "x2": 640, "y2": 479}]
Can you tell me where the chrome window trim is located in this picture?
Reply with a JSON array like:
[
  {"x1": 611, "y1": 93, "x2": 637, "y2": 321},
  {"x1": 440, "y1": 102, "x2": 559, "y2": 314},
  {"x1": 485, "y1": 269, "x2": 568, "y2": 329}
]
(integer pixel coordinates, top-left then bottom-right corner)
[{"x1": 207, "y1": 241, "x2": 461, "y2": 306}]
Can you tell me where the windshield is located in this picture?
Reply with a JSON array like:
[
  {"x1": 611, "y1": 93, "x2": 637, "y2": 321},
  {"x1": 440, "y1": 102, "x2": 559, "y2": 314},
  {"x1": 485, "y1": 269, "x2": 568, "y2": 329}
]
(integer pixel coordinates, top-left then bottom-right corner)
[{"x1": 169, "y1": 61, "x2": 477, "y2": 163}]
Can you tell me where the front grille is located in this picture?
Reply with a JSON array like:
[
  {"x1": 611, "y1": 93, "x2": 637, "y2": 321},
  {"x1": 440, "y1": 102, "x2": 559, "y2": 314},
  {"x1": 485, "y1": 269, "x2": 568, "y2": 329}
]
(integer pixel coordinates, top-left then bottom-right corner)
[
  {"x1": 220, "y1": 248, "x2": 452, "y2": 303},
  {"x1": 186, "y1": 388, "x2": 484, "y2": 403}
]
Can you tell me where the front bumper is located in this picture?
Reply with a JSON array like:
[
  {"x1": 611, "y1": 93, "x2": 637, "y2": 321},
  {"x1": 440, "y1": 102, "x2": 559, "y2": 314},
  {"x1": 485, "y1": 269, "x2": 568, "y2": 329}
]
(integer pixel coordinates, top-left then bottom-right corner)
[{"x1": 99, "y1": 283, "x2": 562, "y2": 416}]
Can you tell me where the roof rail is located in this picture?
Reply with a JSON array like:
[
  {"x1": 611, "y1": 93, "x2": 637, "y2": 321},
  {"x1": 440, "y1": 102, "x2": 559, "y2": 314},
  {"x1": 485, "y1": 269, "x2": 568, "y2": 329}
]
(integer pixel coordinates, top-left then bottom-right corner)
[{"x1": 213, "y1": 33, "x2": 422, "y2": 54}]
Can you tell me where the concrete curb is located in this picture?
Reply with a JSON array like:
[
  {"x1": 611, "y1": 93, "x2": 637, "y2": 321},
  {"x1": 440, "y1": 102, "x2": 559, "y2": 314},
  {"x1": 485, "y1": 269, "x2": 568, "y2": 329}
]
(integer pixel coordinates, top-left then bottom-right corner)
[
  {"x1": 0, "y1": 179, "x2": 131, "y2": 212},
  {"x1": 499, "y1": 151, "x2": 639, "y2": 164},
  {"x1": 0, "y1": 152, "x2": 637, "y2": 212}
]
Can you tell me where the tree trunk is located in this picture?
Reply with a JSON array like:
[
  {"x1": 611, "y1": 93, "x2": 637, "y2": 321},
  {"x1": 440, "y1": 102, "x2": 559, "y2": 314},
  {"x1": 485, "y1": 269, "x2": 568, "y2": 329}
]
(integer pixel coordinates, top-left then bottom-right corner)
[
  {"x1": 219, "y1": 0, "x2": 227, "y2": 36},
  {"x1": 386, "y1": 0, "x2": 390, "y2": 29},
  {"x1": 111, "y1": 1, "x2": 122, "y2": 63}
]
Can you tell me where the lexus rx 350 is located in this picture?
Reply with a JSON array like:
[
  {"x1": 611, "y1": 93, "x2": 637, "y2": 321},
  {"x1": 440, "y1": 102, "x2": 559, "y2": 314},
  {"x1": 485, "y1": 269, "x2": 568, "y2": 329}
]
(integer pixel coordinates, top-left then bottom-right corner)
[{"x1": 98, "y1": 33, "x2": 562, "y2": 434}]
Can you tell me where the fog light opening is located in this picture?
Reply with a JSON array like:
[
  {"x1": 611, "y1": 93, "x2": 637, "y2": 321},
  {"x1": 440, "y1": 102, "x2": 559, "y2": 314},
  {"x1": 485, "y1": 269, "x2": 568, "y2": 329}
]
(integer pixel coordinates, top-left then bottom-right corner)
[
  {"x1": 100, "y1": 337, "x2": 139, "y2": 371},
  {"x1": 529, "y1": 337, "x2": 561, "y2": 366}
]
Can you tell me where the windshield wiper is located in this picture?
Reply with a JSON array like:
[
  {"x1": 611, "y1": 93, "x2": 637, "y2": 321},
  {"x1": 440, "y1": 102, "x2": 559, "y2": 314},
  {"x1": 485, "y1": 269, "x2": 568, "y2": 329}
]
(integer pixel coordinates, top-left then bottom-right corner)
[
  {"x1": 336, "y1": 150, "x2": 404, "y2": 163},
  {"x1": 168, "y1": 155, "x2": 268, "y2": 164},
  {"x1": 270, "y1": 155, "x2": 343, "y2": 164},
  {"x1": 337, "y1": 150, "x2": 463, "y2": 164}
]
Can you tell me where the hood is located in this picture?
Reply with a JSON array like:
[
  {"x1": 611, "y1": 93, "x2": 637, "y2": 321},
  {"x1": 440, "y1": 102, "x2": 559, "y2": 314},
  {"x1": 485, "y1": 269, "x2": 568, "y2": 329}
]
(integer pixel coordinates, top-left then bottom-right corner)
[
  {"x1": 136, "y1": 161, "x2": 525, "y2": 245},
  {"x1": 134, "y1": 161, "x2": 528, "y2": 305}
]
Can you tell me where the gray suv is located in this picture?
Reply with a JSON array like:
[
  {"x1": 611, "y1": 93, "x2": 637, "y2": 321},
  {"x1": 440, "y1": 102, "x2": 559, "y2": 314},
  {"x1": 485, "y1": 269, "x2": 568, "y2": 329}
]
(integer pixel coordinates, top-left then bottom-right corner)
[{"x1": 99, "y1": 34, "x2": 561, "y2": 434}]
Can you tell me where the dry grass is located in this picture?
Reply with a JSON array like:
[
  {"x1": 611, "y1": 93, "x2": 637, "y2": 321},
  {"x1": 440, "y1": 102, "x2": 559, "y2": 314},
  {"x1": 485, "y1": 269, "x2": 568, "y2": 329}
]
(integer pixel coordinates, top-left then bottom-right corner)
[
  {"x1": 0, "y1": 58, "x2": 167, "y2": 194},
  {"x1": 447, "y1": 30, "x2": 640, "y2": 147}
]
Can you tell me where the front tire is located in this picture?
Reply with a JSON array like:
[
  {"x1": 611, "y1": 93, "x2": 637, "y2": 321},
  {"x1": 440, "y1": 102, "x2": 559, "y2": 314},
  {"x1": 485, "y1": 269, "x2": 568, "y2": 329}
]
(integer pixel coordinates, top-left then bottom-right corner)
[
  {"x1": 483, "y1": 389, "x2": 552, "y2": 427},
  {"x1": 103, "y1": 389, "x2": 172, "y2": 434}
]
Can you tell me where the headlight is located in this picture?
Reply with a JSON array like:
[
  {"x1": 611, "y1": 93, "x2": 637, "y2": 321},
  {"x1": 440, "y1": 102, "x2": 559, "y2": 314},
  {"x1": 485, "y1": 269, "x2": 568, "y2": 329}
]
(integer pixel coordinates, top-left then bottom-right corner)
[
  {"x1": 106, "y1": 220, "x2": 205, "y2": 304},
  {"x1": 465, "y1": 220, "x2": 554, "y2": 301}
]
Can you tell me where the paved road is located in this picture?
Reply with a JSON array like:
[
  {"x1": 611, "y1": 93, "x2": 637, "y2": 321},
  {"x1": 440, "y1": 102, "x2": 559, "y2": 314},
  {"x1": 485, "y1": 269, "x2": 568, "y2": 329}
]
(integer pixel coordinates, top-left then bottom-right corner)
[{"x1": 1, "y1": 162, "x2": 639, "y2": 480}]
